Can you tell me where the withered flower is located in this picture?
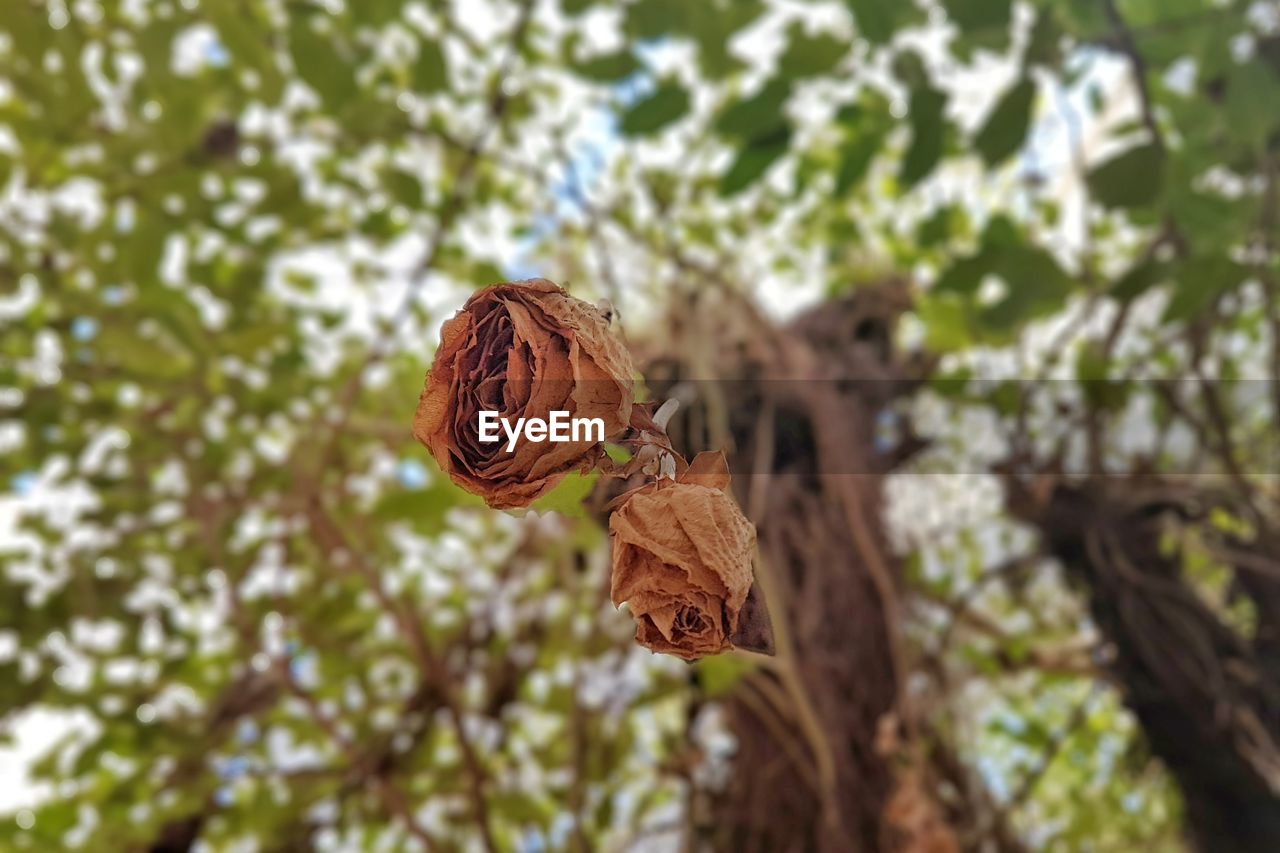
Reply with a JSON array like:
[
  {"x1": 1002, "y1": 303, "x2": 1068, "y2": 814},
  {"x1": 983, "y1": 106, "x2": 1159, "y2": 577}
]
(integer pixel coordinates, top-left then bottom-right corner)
[
  {"x1": 609, "y1": 452, "x2": 756, "y2": 660},
  {"x1": 414, "y1": 279, "x2": 635, "y2": 509}
]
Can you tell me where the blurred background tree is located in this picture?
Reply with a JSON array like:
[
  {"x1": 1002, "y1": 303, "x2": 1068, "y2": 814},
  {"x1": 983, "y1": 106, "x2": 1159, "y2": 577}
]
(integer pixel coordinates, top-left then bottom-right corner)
[{"x1": 1, "y1": 0, "x2": 1278, "y2": 850}]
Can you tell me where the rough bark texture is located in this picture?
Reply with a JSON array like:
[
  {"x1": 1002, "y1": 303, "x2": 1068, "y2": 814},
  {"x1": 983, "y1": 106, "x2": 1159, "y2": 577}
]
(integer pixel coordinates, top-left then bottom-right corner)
[
  {"x1": 643, "y1": 285, "x2": 955, "y2": 851},
  {"x1": 1009, "y1": 477, "x2": 1280, "y2": 852},
  {"x1": 633, "y1": 283, "x2": 1280, "y2": 851}
]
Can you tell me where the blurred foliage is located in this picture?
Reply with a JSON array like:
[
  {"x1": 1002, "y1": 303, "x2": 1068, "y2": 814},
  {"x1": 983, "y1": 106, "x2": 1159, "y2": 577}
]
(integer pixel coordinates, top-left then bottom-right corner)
[{"x1": 0, "y1": 0, "x2": 1276, "y2": 849}]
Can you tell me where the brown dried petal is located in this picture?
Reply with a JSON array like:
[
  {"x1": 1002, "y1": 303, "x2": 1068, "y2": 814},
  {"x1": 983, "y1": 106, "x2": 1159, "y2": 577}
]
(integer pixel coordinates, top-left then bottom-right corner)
[
  {"x1": 414, "y1": 279, "x2": 636, "y2": 509},
  {"x1": 609, "y1": 467, "x2": 756, "y2": 661}
]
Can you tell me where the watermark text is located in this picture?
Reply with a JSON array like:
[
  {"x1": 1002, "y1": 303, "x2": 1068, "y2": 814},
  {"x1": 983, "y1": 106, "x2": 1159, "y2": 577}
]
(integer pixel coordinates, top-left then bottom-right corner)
[{"x1": 478, "y1": 410, "x2": 605, "y2": 452}]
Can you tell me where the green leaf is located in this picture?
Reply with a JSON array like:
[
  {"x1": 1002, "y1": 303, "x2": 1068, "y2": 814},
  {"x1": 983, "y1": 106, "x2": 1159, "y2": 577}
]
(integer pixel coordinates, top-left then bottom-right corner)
[
  {"x1": 1110, "y1": 258, "x2": 1169, "y2": 302},
  {"x1": 978, "y1": 244, "x2": 1073, "y2": 331},
  {"x1": 835, "y1": 131, "x2": 884, "y2": 195},
  {"x1": 290, "y1": 17, "x2": 357, "y2": 109},
  {"x1": 934, "y1": 249, "x2": 994, "y2": 295},
  {"x1": 719, "y1": 128, "x2": 791, "y2": 195},
  {"x1": 942, "y1": 0, "x2": 1012, "y2": 34},
  {"x1": 777, "y1": 25, "x2": 848, "y2": 78},
  {"x1": 934, "y1": 219, "x2": 1075, "y2": 335},
  {"x1": 973, "y1": 77, "x2": 1035, "y2": 166},
  {"x1": 1026, "y1": 8, "x2": 1063, "y2": 69},
  {"x1": 96, "y1": 325, "x2": 193, "y2": 381},
  {"x1": 471, "y1": 261, "x2": 506, "y2": 285},
  {"x1": 574, "y1": 49, "x2": 642, "y2": 82},
  {"x1": 1224, "y1": 59, "x2": 1280, "y2": 150},
  {"x1": 413, "y1": 40, "x2": 448, "y2": 92},
  {"x1": 1162, "y1": 255, "x2": 1245, "y2": 323},
  {"x1": 714, "y1": 77, "x2": 790, "y2": 140},
  {"x1": 917, "y1": 205, "x2": 967, "y2": 247},
  {"x1": 980, "y1": 214, "x2": 1021, "y2": 248},
  {"x1": 893, "y1": 51, "x2": 929, "y2": 88},
  {"x1": 373, "y1": 481, "x2": 482, "y2": 533},
  {"x1": 2, "y1": 2, "x2": 52, "y2": 67},
  {"x1": 603, "y1": 443, "x2": 633, "y2": 463},
  {"x1": 1208, "y1": 506, "x2": 1253, "y2": 538},
  {"x1": 698, "y1": 655, "x2": 754, "y2": 697},
  {"x1": 833, "y1": 95, "x2": 890, "y2": 194},
  {"x1": 1087, "y1": 143, "x2": 1166, "y2": 209},
  {"x1": 530, "y1": 471, "x2": 599, "y2": 518},
  {"x1": 686, "y1": 0, "x2": 766, "y2": 79},
  {"x1": 916, "y1": 294, "x2": 974, "y2": 350},
  {"x1": 1059, "y1": 0, "x2": 1111, "y2": 35},
  {"x1": 899, "y1": 86, "x2": 947, "y2": 188},
  {"x1": 491, "y1": 791, "x2": 554, "y2": 825},
  {"x1": 349, "y1": 0, "x2": 404, "y2": 26},
  {"x1": 1075, "y1": 342, "x2": 1129, "y2": 411},
  {"x1": 207, "y1": 6, "x2": 284, "y2": 100},
  {"x1": 123, "y1": 214, "x2": 168, "y2": 285},
  {"x1": 619, "y1": 81, "x2": 690, "y2": 136},
  {"x1": 845, "y1": 0, "x2": 908, "y2": 44},
  {"x1": 1172, "y1": 191, "x2": 1250, "y2": 255},
  {"x1": 386, "y1": 169, "x2": 423, "y2": 208},
  {"x1": 626, "y1": 0, "x2": 685, "y2": 40}
]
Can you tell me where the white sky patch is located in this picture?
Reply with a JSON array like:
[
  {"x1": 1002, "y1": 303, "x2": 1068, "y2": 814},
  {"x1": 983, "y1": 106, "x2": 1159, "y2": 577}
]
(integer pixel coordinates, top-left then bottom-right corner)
[{"x1": 0, "y1": 709, "x2": 100, "y2": 812}]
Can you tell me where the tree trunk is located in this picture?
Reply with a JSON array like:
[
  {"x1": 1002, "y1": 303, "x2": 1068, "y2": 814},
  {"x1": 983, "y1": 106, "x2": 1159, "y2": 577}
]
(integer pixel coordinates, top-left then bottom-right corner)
[
  {"x1": 647, "y1": 285, "x2": 1004, "y2": 851},
  {"x1": 1010, "y1": 478, "x2": 1280, "y2": 851}
]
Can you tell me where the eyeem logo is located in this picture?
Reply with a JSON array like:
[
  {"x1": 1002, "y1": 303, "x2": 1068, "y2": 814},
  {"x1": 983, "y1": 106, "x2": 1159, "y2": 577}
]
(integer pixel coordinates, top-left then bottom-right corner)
[{"x1": 478, "y1": 411, "x2": 605, "y2": 452}]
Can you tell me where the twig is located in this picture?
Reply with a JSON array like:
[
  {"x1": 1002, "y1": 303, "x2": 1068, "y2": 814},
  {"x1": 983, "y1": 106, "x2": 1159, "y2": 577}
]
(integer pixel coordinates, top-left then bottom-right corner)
[
  {"x1": 1192, "y1": 350, "x2": 1263, "y2": 522},
  {"x1": 1257, "y1": 153, "x2": 1280, "y2": 436},
  {"x1": 743, "y1": 400, "x2": 846, "y2": 834},
  {"x1": 1005, "y1": 688, "x2": 1096, "y2": 813},
  {"x1": 735, "y1": 673, "x2": 824, "y2": 797},
  {"x1": 933, "y1": 555, "x2": 1039, "y2": 658},
  {"x1": 794, "y1": 370, "x2": 915, "y2": 738},
  {"x1": 1102, "y1": 0, "x2": 1162, "y2": 149},
  {"x1": 278, "y1": 658, "x2": 442, "y2": 851},
  {"x1": 305, "y1": 500, "x2": 500, "y2": 852},
  {"x1": 556, "y1": 133, "x2": 623, "y2": 308},
  {"x1": 305, "y1": 0, "x2": 538, "y2": 482},
  {"x1": 751, "y1": 548, "x2": 847, "y2": 837}
]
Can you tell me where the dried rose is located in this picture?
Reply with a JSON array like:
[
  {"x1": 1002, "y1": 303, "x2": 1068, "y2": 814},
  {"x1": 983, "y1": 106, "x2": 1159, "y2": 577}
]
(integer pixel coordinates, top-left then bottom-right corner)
[
  {"x1": 414, "y1": 279, "x2": 635, "y2": 509},
  {"x1": 609, "y1": 452, "x2": 756, "y2": 660}
]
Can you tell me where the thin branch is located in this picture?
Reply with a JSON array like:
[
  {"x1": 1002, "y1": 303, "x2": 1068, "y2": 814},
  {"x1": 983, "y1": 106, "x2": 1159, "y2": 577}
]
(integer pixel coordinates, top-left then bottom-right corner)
[
  {"x1": 305, "y1": 499, "x2": 500, "y2": 852},
  {"x1": 749, "y1": 546, "x2": 847, "y2": 836},
  {"x1": 1088, "y1": 5, "x2": 1243, "y2": 56},
  {"x1": 306, "y1": 0, "x2": 538, "y2": 482},
  {"x1": 1005, "y1": 688, "x2": 1096, "y2": 813},
  {"x1": 933, "y1": 556, "x2": 1039, "y2": 658},
  {"x1": 1102, "y1": 0, "x2": 1162, "y2": 149},
  {"x1": 1258, "y1": 153, "x2": 1280, "y2": 433},
  {"x1": 916, "y1": 592, "x2": 1100, "y2": 682},
  {"x1": 1192, "y1": 351, "x2": 1263, "y2": 522},
  {"x1": 740, "y1": 399, "x2": 846, "y2": 835},
  {"x1": 556, "y1": 133, "x2": 623, "y2": 308},
  {"x1": 735, "y1": 673, "x2": 825, "y2": 798},
  {"x1": 278, "y1": 658, "x2": 442, "y2": 852}
]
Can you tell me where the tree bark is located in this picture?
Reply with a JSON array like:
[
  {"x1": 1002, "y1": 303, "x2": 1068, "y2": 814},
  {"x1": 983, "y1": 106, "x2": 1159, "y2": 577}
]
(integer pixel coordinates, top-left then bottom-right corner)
[
  {"x1": 1010, "y1": 477, "x2": 1280, "y2": 852},
  {"x1": 648, "y1": 285, "x2": 1005, "y2": 851}
]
